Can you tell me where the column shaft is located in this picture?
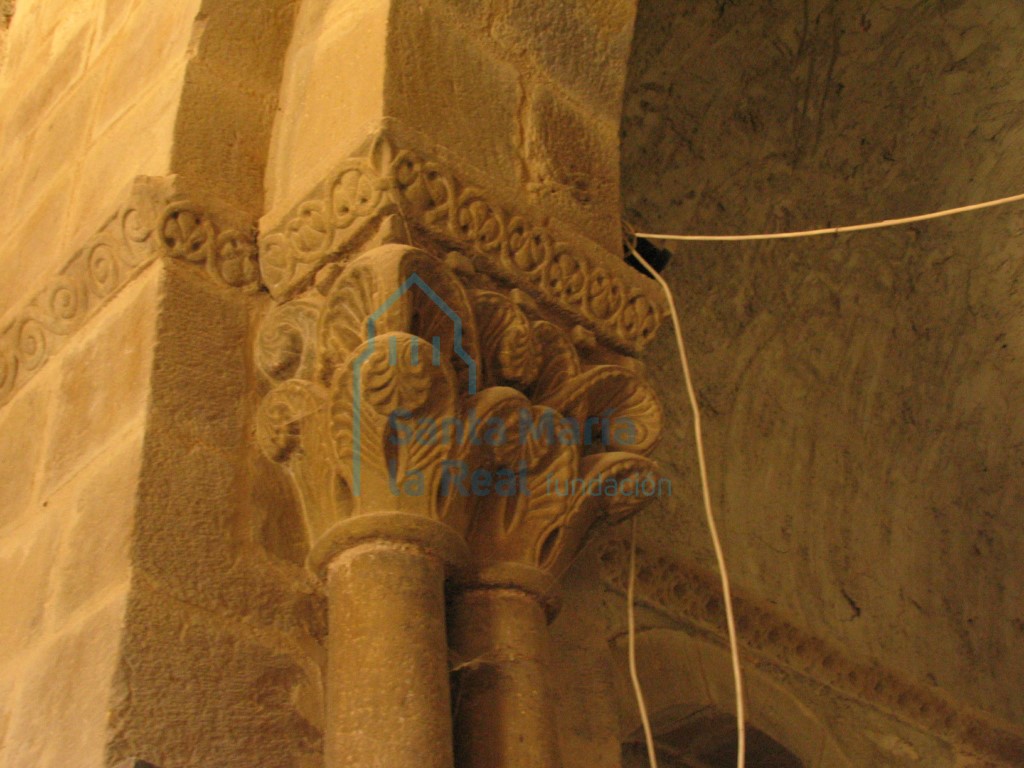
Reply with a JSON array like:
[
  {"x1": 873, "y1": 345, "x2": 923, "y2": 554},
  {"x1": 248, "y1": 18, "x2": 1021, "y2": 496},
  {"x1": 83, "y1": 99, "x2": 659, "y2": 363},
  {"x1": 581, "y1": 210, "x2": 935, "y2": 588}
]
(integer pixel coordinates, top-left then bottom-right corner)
[
  {"x1": 325, "y1": 541, "x2": 454, "y2": 768},
  {"x1": 450, "y1": 587, "x2": 562, "y2": 768}
]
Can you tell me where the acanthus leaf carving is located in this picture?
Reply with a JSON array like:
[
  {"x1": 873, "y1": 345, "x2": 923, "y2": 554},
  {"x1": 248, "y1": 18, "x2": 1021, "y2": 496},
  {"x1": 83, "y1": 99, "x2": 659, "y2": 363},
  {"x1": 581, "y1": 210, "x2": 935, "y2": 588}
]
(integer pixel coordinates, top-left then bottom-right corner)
[
  {"x1": 438, "y1": 385, "x2": 531, "y2": 537},
  {"x1": 530, "y1": 320, "x2": 581, "y2": 398},
  {"x1": 317, "y1": 245, "x2": 480, "y2": 390},
  {"x1": 536, "y1": 364, "x2": 663, "y2": 454},
  {"x1": 253, "y1": 240, "x2": 665, "y2": 590},
  {"x1": 471, "y1": 290, "x2": 541, "y2": 389},
  {"x1": 330, "y1": 331, "x2": 459, "y2": 520},
  {"x1": 540, "y1": 451, "x2": 659, "y2": 574}
]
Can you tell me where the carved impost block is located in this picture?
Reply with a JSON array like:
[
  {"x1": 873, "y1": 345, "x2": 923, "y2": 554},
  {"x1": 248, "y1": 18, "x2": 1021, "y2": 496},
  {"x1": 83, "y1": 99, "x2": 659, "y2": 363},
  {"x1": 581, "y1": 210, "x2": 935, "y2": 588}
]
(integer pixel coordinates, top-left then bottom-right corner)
[
  {"x1": 255, "y1": 238, "x2": 666, "y2": 589},
  {"x1": 258, "y1": 130, "x2": 667, "y2": 355}
]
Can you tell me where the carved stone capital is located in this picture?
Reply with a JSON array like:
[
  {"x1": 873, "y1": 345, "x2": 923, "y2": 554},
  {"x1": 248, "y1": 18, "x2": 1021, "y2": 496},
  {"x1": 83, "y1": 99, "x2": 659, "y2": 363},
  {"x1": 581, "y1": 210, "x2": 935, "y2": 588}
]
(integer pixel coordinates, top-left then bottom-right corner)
[{"x1": 255, "y1": 239, "x2": 666, "y2": 586}]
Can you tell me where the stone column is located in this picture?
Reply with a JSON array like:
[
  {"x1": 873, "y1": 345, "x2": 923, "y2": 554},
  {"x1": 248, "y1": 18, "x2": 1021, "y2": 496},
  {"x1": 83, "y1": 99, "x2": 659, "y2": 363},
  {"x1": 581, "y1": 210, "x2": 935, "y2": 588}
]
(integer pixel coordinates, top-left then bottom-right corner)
[
  {"x1": 255, "y1": 245, "x2": 484, "y2": 768},
  {"x1": 440, "y1": 318, "x2": 665, "y2": 768},
  {"x1": 317, "y1": 515, "x2": 467, "y2": 768},
  {"x1": 450, "y1": 567, "x2": 561, "y2": 768}
]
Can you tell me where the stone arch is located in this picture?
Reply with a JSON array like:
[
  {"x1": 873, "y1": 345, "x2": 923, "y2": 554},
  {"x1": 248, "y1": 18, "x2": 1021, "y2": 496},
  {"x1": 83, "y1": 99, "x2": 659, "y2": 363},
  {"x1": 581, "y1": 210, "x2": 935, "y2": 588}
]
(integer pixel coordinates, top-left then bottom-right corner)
[{"x1": 613, "y1": 629, "x2": 852, "y2": 767}]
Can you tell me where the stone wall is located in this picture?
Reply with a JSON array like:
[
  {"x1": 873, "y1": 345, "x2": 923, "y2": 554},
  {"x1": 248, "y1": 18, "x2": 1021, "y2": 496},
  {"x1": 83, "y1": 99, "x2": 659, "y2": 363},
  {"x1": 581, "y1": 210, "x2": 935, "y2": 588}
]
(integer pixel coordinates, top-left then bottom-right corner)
[
  {"x1": 3, "y1": 0, "x2": 1019, "y2": 766},
  {"x1": 0, "y1": 1, "x2": 305, "y2": 765},
  {"x1": 0, "y1": 267, "x2": 158, "y2": 766},
  {"x1": 0, "y1": 3, "x2": 198, "y2": 764},
  {"x1": 264, "y1": 0, "x2": 635, "y2": 252},
  {"x1": 0, "y1": 0, "x2": 203, "y2": 316}
]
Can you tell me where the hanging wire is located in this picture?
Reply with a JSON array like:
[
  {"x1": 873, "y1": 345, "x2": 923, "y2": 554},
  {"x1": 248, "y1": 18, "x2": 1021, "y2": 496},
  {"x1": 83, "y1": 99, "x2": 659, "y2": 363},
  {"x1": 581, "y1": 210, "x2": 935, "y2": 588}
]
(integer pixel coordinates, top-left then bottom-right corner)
[
  {"x1": 627, "y1": 516, "x2": 660, "y2": 768},
  {"x1": 635, "y1": 191, "x2": 1024, "y2": 242},
  {"x1": 624, "y1": 225, "x2": 746, "y2": 768}
]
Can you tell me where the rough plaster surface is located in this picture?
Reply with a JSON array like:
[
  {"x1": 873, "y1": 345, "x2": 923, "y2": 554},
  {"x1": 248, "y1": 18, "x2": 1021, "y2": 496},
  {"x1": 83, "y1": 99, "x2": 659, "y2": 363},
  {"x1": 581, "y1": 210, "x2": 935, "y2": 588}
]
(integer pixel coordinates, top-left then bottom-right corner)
[{"x1": 621, "y1": 0, "x2": 1024, "y2": 735}]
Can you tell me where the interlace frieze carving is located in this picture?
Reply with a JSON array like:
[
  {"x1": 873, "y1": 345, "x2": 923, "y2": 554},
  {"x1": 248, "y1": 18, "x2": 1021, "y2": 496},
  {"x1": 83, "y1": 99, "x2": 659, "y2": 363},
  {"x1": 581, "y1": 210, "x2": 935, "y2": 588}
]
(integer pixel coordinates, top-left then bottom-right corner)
[
  {"x1": 0, "y1": 176, "x2": 259, "y2": 408},
  {"x1": 259, "y1": 132, "x2": 665, "y2": 354},
  {"x1": 597, "y1": 538, "x2": 1024, "y2": 765},
  {"x1": 255, "y1": 243, "x2": 665, "y2": 579}
]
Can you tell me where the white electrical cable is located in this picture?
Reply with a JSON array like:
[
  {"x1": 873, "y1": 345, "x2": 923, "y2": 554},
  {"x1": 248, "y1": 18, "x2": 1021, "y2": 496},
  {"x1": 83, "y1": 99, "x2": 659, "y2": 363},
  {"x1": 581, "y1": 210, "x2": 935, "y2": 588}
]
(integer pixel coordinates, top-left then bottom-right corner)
[
  {"x1": 627, "y1": 516, "x2": 659, "y2": 768},
  {"x1": 625, "y1": 237, "x2": 747, "y2": 768},
  {"x1": 635, "y1": 190, "x2": 1024, "y2": 242}
]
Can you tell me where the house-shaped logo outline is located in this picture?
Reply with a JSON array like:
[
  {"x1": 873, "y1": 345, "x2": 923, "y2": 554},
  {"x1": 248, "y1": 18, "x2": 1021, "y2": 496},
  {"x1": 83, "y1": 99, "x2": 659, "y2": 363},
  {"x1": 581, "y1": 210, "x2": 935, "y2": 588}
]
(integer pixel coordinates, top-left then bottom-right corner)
[{"x1": 350, "y1": 272, "x2": 478, "y2": 496}]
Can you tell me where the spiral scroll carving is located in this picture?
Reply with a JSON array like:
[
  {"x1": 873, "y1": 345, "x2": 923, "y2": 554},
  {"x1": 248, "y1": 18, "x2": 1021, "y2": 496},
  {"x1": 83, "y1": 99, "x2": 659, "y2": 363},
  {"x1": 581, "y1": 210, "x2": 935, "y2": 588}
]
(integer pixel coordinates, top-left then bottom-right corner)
[
  {"x1": 0, "y1": 177, "x2": 259, "y2": 409},
  {"x1": 258, "y1": 131, "x2": 666, "y2": 354}
]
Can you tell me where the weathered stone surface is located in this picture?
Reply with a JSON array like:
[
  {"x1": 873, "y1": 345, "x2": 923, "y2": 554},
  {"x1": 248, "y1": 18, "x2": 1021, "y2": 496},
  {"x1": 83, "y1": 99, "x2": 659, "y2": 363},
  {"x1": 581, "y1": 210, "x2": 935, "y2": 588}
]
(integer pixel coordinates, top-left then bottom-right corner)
[
  {"x1": 49, "y1": 424, "x2": 142, "y2": 623},
  {"x1": 90, "y1": 0, "x2": 199, "y2": 136},
  {"x1": 15, "y1": 57, "x2": 98, "y2": 213},
  {"x1": 265, "y1": 0, "x2": 389, "y2": 217},
  {"x1": 0, "y1": 511, "x2": 61, "y2": 668},
  {"x1": 0, "y1": 0, "x2": 1019, "y2": 765},
  {"x1": 67, "y1": 68, "x2": 180, "y2": 247},
  {"x1": 489, "y1": 0, "x2": 634, "y2": 116},
  {"x1": 386, "y1": 4, "x2": 523, "y2": 193},
  {"x1": 264, "y1": 0, "x2": 638, "y2": 255},
  {"x1": 0, "y1": 671, "x2": 18, "y2": 766},
  {"x1": 524, "y1": 84, "x2": 621, "y2": 248},
  {"x1": 127, "y1": 266, "x2": 324, "y2": 637},
  {"x1": 0, "y1": 3, "x2": 327, "y2": 767},
  {"x1": 96, "y1": 0, "x2": 135, "y2": 49},
  {"x1": 325, "y1": 543, "x2": 453, "y2": 768},
  {"x1": 1, "y1": 23, "x2": 89, "y2": 172},
  {"x1": 0, "y1": 181, "x2": 70, "y2": 318},
  {"x1": 172, "y1": 0, "x2": 297, "y2": 215},
  {"x1": 110, "y1": 578, "x2": 322, "y2": 768},
  {"x1": 546, "y1": 551, "x2": 626, "y2": 768}
]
